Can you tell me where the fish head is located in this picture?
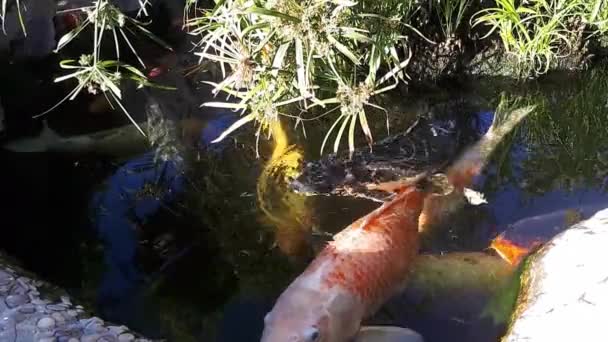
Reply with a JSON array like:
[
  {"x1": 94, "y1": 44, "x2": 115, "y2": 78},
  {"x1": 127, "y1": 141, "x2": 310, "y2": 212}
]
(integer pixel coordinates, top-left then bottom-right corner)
[{"x1": 261, "y1": 286, "x2": 361, "y2": 342}]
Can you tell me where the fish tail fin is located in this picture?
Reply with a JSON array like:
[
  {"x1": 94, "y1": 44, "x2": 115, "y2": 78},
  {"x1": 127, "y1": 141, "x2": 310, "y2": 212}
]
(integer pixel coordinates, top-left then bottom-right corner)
[
  {"x1": 447, "y1": 105, "x2": 536, "y2": 188},
  {"x1": 489, "y1": 233, "x2": 530, "y2": 266},
  {"x1": 485, "y1": 104, "x2": 536, "y2": 146}
]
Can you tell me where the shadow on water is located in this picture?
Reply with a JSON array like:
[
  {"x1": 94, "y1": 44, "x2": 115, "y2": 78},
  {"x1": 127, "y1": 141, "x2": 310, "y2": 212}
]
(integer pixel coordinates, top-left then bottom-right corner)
[{"x1": 2, "y1": 53, "x2": 608, "y2": 342}]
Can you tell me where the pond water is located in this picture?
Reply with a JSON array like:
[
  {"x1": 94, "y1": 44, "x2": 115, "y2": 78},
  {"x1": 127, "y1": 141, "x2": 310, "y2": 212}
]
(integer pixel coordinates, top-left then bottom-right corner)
[{"x1": 1, "y1": 62, "x2": 608, "y2": 342}]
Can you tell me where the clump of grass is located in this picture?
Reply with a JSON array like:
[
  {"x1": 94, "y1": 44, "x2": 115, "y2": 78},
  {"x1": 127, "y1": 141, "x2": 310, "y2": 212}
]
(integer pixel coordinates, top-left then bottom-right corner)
[
  {"x1": 186, "y1": 0, "x2": 426, "y2": 157},
  {"x1": 433, "y1": 0, "x2": 472, "y2": 40},
  {"x1": 472, "y1": 0, "x2": 583, "y2": 78},
  {"x1": 579, "y1": 0, "x2": 608, "y2": 35}
]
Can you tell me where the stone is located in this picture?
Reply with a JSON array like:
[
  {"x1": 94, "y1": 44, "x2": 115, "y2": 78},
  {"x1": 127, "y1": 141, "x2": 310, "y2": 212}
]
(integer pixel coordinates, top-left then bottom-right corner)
[
  {"x1": 0, "y1": 271, "x2": 13, "y2": 286},
  {"x1": 38, "y1": 337, "x2": 57, "y2": 342},
  {"x1": 52, "y1": 312, "x2": 66, "y2": 324},
  {"x1": 5, "y1": 294, "x2": 29, "y2": 308},
  {"x1": 118, "y1": 333, "x2": 135, "y2": 341},
  {"x1": 37, "y1": 317, "x2": 57, "y2": 330},
  {"x1": 18, "y1": 303, "x2": 36, "y2": 314}
]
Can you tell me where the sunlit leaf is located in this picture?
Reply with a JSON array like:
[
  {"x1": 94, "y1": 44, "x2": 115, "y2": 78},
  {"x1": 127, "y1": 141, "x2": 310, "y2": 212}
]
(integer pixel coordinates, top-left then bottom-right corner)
[{"x1": 211, "y1": 113, "x2": 256, "y2": 143}]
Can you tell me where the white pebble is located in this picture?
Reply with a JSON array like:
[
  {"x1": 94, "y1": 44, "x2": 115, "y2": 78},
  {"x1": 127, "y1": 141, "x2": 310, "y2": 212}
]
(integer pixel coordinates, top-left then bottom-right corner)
[
  {"x1": 118, "y1": 333, "x2": 135, "y2": 341},
  {"x1": 38, "y1": 337, "x2": 56, "y2": 342},
  {"x1": 81, "y1": 334, "x2": 102, "y2": 342},
  {"x1": 51, "y1": 312, "x2": 65, "y2": 324},
  {"x1": 37, "y1": 317, "x2": 56, "y2": 330}
]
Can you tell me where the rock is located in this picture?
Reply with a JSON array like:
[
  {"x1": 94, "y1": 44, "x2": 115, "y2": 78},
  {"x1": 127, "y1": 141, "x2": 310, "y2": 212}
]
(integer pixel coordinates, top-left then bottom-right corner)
[
  {"x1": 118, "y1": 333, "x2": 136, "y2": 341},
  {"x1": 0, "y1": 251, "x2": 153, "y2": 341},
  {"x1": 503, "y1": 207, "x2": 608, "y2": 341},
  {"x1": 37, "y1": 317, "x2": 56, "y2": 330},
  {"x1": 6, "y1": 294, "x2": 29, "y2": 308}
]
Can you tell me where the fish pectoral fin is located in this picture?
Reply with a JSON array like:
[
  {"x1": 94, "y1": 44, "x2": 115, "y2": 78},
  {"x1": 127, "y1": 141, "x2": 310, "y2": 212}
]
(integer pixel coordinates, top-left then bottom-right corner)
[
  {"x1": 463, "y1": 188, "x2": 487, "y2": 205},
  {"x1": 353, "y1": 326, "x2": 424, "y2": 342}
]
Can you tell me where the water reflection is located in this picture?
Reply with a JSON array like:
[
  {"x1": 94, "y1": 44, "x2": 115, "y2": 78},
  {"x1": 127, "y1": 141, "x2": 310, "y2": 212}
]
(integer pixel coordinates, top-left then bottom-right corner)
[
  {"x1": 89, "y1": 150, "x2": 185, "y2": 333},
  {"x1": 87, "y1": 110, "x2": 239, "y2": 337}
]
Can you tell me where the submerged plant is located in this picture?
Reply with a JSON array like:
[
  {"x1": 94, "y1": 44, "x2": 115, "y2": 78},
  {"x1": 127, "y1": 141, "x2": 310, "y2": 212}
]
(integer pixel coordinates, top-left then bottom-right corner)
[{"x1": 186, "y1": 0, "x2": 423, "y2": 156}]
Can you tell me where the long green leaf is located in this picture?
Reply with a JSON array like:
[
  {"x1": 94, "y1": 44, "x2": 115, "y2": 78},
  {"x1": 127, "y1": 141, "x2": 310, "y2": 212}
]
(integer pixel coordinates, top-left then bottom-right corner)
[
  {"x1": 327, "y1": 34, "x2": 360, "y2": 64},
  {"x1": 211, "y1": 113, "x2": 256, "y2": 143},
  {"x1": 348, "y1": 112, "x2": 357, "y2": 156},
  {"x1": 321, "y1": 114, "x2": 345, "y2": 155},
  {"x1": 334, "y1": 112, "x2": 351, "y2": 153},
  {"x1": 202, "y1": 101, "x2": 248, "y2": 109},
  {"x1": 245, "y1": 7, "x2": 301, "y2": 23}
]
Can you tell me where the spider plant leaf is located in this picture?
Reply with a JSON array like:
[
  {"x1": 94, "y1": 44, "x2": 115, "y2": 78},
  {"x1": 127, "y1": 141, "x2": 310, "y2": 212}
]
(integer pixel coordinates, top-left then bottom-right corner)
[
  {"x1": 275, "y1": 96, "x2": 305, "y2": 107},
  {"x1": 253, "y1": 29, "x2": 277, "y2": 55},
  {"x1": 334, "y1": 112, "x2": 351, "y2": 153},
  {"x1": 272, "y1": 42, "x2": 290, "y2": 77},
  {"x1": 97, "y1": 70, "x2": 122, "y2": 99},
  {"x1": 98, "y1": 60, "x2": 120, "y2": 68},
  {"x1": 195, "y1": 52, "x2": 239, "y2": 64},
  {"x1": 358, "y1": 109, "x2": 373, "y2": 146},
  {"x1": 320, "y1": 113, "x2": 345, "y2": 155},
  {"x1": 68, "y1": 74, "x2": 91, "y2": 101},
  {"x1": 1, "y1": 0, "x2": 7, "y2": 34},
  {"x1": 376, "y1": 56, "x2": 411, "y2": 86},
  {"x1": 119, "y1": 28, "x2": 146, "y2": 69},
  {"x1": 201, "y1": 101, "x2": 248, "y2": 109},
  {"x1": 112, "y1": 28, "x2": 121, "y2": 61},
  {"x1": 211, "y1": 0, "x2": 228, "y2": 16},
  {"x1": 589, "y1": 0, "x2": 602, "y2": 23},
  {"x1": 366, "y1": 45, "x2": 381, "y2": 83},
  {"x1": 343, "y1": 30, "x2": 373, "y2": 43},
  {"x1": 332, "y1": 0, "x2": 357, "y2": 6},
  {"x1": 119, "y1": 63, "x2": 147, "y2": 78},
  {"x1": 295, "y1": 38, "x2": 308, "y2": 97},
  {"x1": 58, "y1": 59, "x2": 82, "y2": 69},
  {"x1": 348, "y1": 112, "x2": 357, "y2": 156},
  {"x1": 242, "y1": 22, "x2": 269, "y2": 36},
  {"x1": 364, "y1": 101, "x2": 389, "y2": 113},
  {"x1": 327, "y1": 34, "x2": 360, "y2": 64},
  {"x1": 129, "y1": 18, "x2": 174, "y2": 51},
  {"x1": 210, "y1": 112, "x2": 256, "y2": 143},
  {"x1": 33, "y1": 84, "x2": 84, "y2": 119},
  {"x1": 339, "y1": 26, "x2": 369, "y2": 33},
  {"x1": 309, "y1": 97, "x2": 340, "y2": 109},
  {"x1": 110, "y1": 92, "x2": 147, "y2": 137},
  {"x1": 245, "y1": 7, "x2": 300, "y2": 23},
  {"x1": 389, "y1": 46, "x2": 405, "y2": 80},
  {"x1": 55, "y1": 21, "x2": 90, "y2": 52},
  {"x1": 54, "y1": 69, "x2": 90, "y2": 83},
  {"x1": 15, "y1": 0, "x2": 25, "y2": 36},
  {"x1": 202, "y1": 81, "x2": 248, "y2": 97},
  {"x1": 403, "y1": 22, "x2": 436, "y2": 44}
]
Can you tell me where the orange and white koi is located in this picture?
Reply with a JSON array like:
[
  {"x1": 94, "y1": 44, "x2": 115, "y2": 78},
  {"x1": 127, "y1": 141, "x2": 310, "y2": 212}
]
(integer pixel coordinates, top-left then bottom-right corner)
[
  {"x1": 488, "y1": 205, "x2": 602, "y2": 266},
  {"x1": 261, "y1": 180, "x2": 429, "y2": 342},
  {"x1": 261, "y1": 105, "x2": 535, "y2": 342}
]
